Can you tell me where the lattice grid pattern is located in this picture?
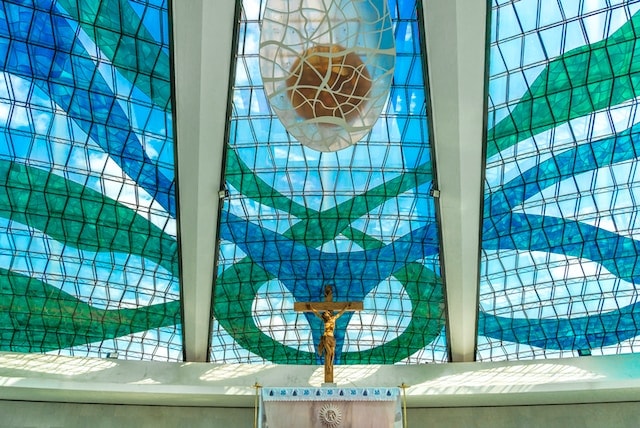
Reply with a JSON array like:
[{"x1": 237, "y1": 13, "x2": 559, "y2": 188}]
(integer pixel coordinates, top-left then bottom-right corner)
[
  {"x1": 0, "y1": 0, "x2": 181, "y2": 360},
  {"x1": 480, "y1": 0, "x2": 640, "y2": 360},
  {"x1": 211, "y1": 0, "x2": 446, "y2": 364},
  {"x1": 259, "y1": 0, "x2": 395, "y2": 152}
]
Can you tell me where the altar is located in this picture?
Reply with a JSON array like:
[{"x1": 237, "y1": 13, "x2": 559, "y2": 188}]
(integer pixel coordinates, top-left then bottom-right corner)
[
  {"x1": 259, "y1": 386, "x2": 403, "y2": 428},
  {"x1": 257, "y1": 288, "x2": 403, "y2": 427}
]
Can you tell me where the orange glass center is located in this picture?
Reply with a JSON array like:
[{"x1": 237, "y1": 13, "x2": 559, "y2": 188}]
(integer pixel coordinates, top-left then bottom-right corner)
[{"x1": 286, "y1": 45, "x2": 372, "y2": 122}]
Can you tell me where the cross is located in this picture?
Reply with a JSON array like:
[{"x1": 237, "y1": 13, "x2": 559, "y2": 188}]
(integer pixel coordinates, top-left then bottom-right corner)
[{"x1": 294, "y1": 285, "x2": 363, "y2": 384}]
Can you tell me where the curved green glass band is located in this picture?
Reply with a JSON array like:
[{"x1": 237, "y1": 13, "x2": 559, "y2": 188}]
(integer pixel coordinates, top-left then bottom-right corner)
[
  {"x1": 225, "y1": 148, "x2": 433, "y2": 246},
  {"x1": 214, "y1": 259, "x2": 444, "y2": 363},
  {"x1": 488, "y1": 10, "x2": 640, "y2": 158},
  {"x1": 0, "y1": 267, "x2": 180, "y2": 352},
  {"x1": 0, "y1": 160, "x2": 178, "y2": 277},
  {"x1": 57, "y1": 0, "x2": 172, "y2": 109}
]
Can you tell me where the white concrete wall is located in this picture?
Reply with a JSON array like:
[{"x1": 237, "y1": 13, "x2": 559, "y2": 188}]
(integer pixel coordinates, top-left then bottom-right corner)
[
  {"x1": 412, "y1": 402, "x2": 640, "y2": 428},
  {"x1": 1, "y1": 400, "x2": 639, "y2": 428},
  {"x1": 0, "y1": 400, "x2": 252, "y2": 428},
  {"x1": 0, "y1": 351, "x2": 639, "y2": 426},
  {"x1": 2, "y1": 352, "x2": 640, "y2": 409}
]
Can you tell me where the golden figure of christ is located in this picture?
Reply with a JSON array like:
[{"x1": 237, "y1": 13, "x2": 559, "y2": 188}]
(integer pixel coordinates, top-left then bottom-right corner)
[{"x1": 294, "y1": 286, "x2": 363, "y2": 384}]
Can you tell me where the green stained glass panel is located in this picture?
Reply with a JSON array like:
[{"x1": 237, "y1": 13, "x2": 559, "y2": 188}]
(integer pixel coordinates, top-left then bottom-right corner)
[
  {"x1": 211, "y1": 0, "x2": 446, "y2": 365},
  {"x1": 0, "y1": 0, "x2": 181, "y2": 360},
  {"x1": 481, "y1": 0, "x2": 640, "y2": 360}
]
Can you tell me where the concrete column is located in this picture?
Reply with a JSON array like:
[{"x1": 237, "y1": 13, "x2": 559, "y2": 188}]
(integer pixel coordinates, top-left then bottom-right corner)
[
  {"x1": 172, "y1": 0, "x2": 237, "y2": 362},
  {"x1": 422, "y1": 0, "x2": 487, "y2": 361}
]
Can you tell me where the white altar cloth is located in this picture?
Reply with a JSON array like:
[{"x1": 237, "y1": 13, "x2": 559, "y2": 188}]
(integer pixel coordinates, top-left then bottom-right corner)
[{"x1": 260, "y1": 387, "x2": 402, "y2": 428}]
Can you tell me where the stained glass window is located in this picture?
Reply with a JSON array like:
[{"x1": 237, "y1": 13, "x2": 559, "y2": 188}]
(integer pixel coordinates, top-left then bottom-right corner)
[
  {"x1": 0, "y1": 0, "x2": 181, "y2": 360},
  {"x1": 211, "y1": 0, "x2": 446, "y2": 364},
  {"x1": 480, "y1": 0, "x2": 640, "y2": 360}
]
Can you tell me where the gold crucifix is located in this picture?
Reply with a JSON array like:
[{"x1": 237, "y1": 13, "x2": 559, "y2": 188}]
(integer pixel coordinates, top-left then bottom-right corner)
[{"x1": 294, "y1": 285, "x2": 363, "y2": 384}]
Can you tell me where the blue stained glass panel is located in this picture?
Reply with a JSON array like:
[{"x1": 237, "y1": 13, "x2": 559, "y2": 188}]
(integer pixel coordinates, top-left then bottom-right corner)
[
  {"x1": 481, "y1": 0, "x2": 640, "y2": 360},
  {"x1": 211, "y1": 0, "x2": 447, "y2": 364},
  {"x1": 0, "y1": 0, "x2": 181, "y2": 360}
]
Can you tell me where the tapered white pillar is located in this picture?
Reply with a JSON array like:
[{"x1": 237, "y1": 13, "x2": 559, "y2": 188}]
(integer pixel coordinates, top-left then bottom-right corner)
[
  {"x1": 423, "y1": 0, "x2": 487, "y2": 362},
  {"x1": 172, "y1": 0, "x2": 236, "y2": 362}
]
